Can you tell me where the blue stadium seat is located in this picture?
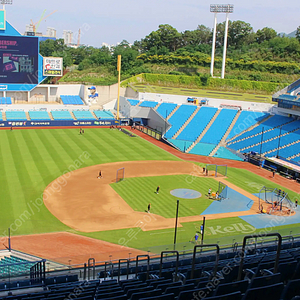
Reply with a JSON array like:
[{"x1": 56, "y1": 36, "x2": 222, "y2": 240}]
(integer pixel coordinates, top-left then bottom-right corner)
[
  {"x1": 5, "y1": 110, "x2": 27, "y2": 121},
  {"x1": 242, "y1": 282, "x2": 284, "y2": 300},
  {"x1": 28, "y1": 111, "x2": 51, "y2": 120},
  {"x1": 164, "y1": 104, "x2": 197, "y2": 139},
  {"x1": 189, "y1": 143, "x2": 216, "y2": 156},
  {"x1": 177, "y1": 106, "x2": 218, "y2": 142},
  {"x1": 213, "y1": 147, "x2": 244, "y2": 161},
  {"x1": 201, "y1": 109, "x2": 238, "y2": 144},
  {"x1": 93, "y1": 110, "x2": 115, "y2": 119},
  {"x1": 139, "y1": 101, "x2": 158, "y2": 108},
  {"x1": 60, "y1": 95, "x2": 84, "y2": 105},
  {"x1": 51, "y1": 110, "x2": 74, "y2": 120},
  {"x1": 156, "y1": 103, "x2": 178, "y2": 118},
  {"x1": 127, "y1": 99, "x2": 140, "y2": 106},
  {"x1": 213, "y1": 280, "x2": 249, "y2": 296},
  {"x1": 73, "y1": 110, "x2": 95, "y2": 120}
]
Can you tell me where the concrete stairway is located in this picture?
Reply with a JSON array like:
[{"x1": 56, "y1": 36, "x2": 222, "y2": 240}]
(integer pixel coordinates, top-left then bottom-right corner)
[
  {"x1": 49, "y1": 112, "x2": 54, "y2": 120},
  {"x1": 166, "y1": 105, "x2": 179, "y2": 121},
  {"x1": 210, "y1": 110, "x2": 242, "y2": 157},
  {"x1": 70, "y1": 111, "x2": 76, "y2": 120},
  {"x1": 1, "y1": 112, "x2": 6, "y2": 121},
  {"x1": 172, "y1": 107, "x2": 200, "y2": 139},
  {"x1": 154, "y1": 103, "x2": 161, "y2": 110},
  {"x1": 186, "y1": 109, "x2": 221, "y2": 153},
  {"x1": 91, "y1": 110, "x2": 98, "y2": 120},
  {"x1": 25, "y1": 111, "x2": 31, "y2": 121}
]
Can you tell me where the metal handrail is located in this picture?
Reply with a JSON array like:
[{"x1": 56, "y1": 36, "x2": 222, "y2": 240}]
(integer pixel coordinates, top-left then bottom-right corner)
[
  {"x1": 237, "y1": 233, "x2": 282, "y2": 281},
  {"x1": 135, "y1": 255, "x2": 150, "y2": 280},
  {"x1": 87, "y1": 258, "x2": 95, "y2": 280},
  {"x1": 159, "y1": 251, "x2": 179, "y2": 281},
  {"x1": 118, "y1": 259, "x2": 129, "y2": 281},
  {"x1": 191, "y1": 244, "x2": 220, "y2": 279}
]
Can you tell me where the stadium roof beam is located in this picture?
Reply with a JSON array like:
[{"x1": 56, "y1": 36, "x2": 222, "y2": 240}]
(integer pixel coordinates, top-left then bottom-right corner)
[{"x1": 210, "y1": 4, "x2": 234, "y2": 79}]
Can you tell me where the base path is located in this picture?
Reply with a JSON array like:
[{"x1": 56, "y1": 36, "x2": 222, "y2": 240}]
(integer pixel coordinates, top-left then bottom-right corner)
[
  {"x1": 44, "y1": 160, "x2": 270, "y2": 233},
  {"x1": 0, "y1": 232, "x2": 147, "y2": 265},
  {"x1": 44, "y1": 160, "x2": 197, "y2": 232}
]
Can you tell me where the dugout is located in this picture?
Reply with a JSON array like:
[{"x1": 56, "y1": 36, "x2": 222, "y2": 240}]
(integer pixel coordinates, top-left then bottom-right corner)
[{"x1": 247, "y1": 152, "x2": 300, "y2": 182}]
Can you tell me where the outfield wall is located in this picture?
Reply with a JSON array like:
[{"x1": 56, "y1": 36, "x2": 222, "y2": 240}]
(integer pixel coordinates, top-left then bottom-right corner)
[{"x1": 0, "y1": 119, "x2": 119, "y2": 128}]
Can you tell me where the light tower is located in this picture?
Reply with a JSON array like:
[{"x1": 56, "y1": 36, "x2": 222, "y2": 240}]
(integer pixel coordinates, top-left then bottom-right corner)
[{"x1": 210, "y1": 4, "x2": 234, "y2": 79}]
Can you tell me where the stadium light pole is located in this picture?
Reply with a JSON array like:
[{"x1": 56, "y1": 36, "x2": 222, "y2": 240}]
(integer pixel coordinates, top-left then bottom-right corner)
[
  {"x1": 117, "y1": 55, "x2": 121, "y2": 120},
  {"x1": 259, "y1": 126, "x2": 264, "y2": 161},
  {"x1": 173, "y1": 200, "x2": 179, "y2": 250},
  {"x1": 210, "y1": 4, "x2": 234, "y2": 78},
  {"x1": 276, "y1": 126, "x2": 282, "y2": 158},
  {"x1": 201, "y1": 216, "x2": 206, "y2": 245}
]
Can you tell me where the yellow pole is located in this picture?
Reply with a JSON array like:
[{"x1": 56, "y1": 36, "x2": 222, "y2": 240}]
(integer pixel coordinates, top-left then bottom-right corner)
[{"x1": 117, "y1": 55, "x2": 121, "y2": 120}]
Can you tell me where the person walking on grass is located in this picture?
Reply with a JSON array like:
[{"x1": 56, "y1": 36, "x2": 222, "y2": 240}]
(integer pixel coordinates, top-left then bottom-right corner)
[
  {"x1": 208, "y1": 188, "x2": 212, "y2": 198},
  {"x1": 148, "y1": 203, "x2": 151, "y2": 213},
  {"x1": 156, "y1": 186, "x2": 160, "y2": 194},
  {"x1": 194, "y1": 233, "x2": 199, "y2": 244}
]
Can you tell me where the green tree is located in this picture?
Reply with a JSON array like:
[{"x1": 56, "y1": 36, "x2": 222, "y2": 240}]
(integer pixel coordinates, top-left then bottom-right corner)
[
  {"x1": 182, "y1": 25, "x2": 212, "y2": 47},
  {"x1": 39, "y1": 39, "x2": 66, "y2": 57},
  {"x1": 256, "y1": 27, "x2": 277, "y2": 43},
  {"x1": 141, "y1": 24, "x2": 182, "y2": 52},
  {"x1": 228, "y1": 20, "x2": 254, "y2": 47},
  {"x1": 112, "y1": 40, "x2": 140, "y2": 72},
  {"x1": 296, "y1": 26, "x2": 300, "y2": 42}
]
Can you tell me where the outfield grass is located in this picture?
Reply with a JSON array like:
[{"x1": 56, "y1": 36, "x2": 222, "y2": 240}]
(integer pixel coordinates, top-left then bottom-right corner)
[
  {"x1": 0, "y1": 128, "x2": 178, "y2": 236},
  {"x1": 110, "y1": 175, "x2": 219, "y2": 218},
  {"x1": 226, "y1": 167, "x2": 299, "y2": 201}
]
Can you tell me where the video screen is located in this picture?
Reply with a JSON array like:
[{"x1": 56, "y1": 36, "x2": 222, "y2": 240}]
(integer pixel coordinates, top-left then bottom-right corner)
[{"x1": 0, "y1": 36, "x2": 39, "y2": 84}]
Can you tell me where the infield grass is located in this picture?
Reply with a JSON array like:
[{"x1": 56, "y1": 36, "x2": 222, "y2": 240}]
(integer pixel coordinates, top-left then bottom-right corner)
[{"x1": 110, "y1": 175, "x2": 219, "y2": 218}]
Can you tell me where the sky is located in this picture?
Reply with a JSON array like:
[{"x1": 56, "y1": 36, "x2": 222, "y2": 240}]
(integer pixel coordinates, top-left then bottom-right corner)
[{"x1": 4, "y1": 0, "x2": 300, "y2": 48}]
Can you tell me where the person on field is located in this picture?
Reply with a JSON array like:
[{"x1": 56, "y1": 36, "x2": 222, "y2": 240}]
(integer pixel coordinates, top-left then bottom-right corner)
[
  {"x1": 156, "y1": 186, "x2": 160, "y2": 194},
  {"x1": 208, "y1": 188, "x2": 212, "y2": 198},
  {"x1": 148, "y1": 203, "x2": 151, "y2": 213}
]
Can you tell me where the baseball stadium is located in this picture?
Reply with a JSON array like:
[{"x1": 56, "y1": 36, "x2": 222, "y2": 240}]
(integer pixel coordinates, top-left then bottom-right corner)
[{"x1": 1, "y1": 4, "x2": 300, "y2": 300}]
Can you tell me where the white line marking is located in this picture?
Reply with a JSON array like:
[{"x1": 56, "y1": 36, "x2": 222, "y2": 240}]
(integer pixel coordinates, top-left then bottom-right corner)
[{"x1": 150, "y1": 230, "x2": 185, "y2": 235}]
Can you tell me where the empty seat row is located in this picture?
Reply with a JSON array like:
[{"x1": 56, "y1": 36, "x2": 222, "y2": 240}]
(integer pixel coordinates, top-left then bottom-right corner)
[
  {"x1": 0, "y1": 97, "x2": 12, "y2": 104},
  {"x1": 61, "y1": 95, "x2": 84, "y2": 105}
]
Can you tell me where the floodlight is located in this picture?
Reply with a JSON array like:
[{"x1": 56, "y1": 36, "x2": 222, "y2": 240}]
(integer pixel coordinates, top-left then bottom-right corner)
[
  {"x1": 210, "y1": 4, "x2": 234, "y2": 78},
  {"x1": 210, "y1": 4, "x2": 233, "y2": 13}
]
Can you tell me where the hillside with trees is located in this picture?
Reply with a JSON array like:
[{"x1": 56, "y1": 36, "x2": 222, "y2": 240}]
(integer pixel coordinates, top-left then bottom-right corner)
[{"x1": 39, "y1": 22, "x2": 300, "y2": 90}]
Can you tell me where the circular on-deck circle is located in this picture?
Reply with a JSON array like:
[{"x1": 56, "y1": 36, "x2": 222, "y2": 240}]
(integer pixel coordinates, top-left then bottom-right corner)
[{"x1": 170, "y1": 189, "x2": 201, "y2": 199}]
